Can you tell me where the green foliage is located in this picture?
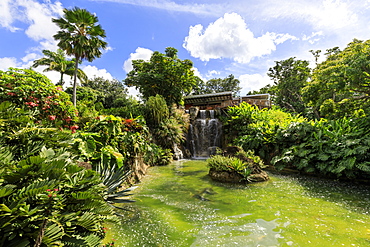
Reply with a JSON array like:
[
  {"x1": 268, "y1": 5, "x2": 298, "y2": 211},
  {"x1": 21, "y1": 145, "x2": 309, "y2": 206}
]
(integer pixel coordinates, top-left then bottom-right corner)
[
  {"x1": 207, "y1": 155, "x2": 251, "y2": 179},
  {"x1": 144, "y1": 144, "x2": 173, "y2": 166},
  {"x1": 145, "y1": 94, "x2": 169, "y2": 127},
  {"x1": 53, "y1": 7, "x2": 107, "y2": 106},
  {"x1": 272, "y1": 117, "x2": 370, "y2": 179},
  {"x1": 32, "y1": 49, "x2": 87, "y2": 86},
  {"x1": 0, "y1": 68, "x2": 78, "y2": 129},
  {"x1": 124, "y1": 47, "x2": 197, "y2": 106},
  {"x1": 303, "y1": 39, "x2": 370, "y2": 119},
  {"x1": 83, "y1": 77, "x2": 129, "y2": 109},
  {"x1": 226, "y1": 100, "x2": 370, "y2": 179},
  {"x1": 193, "y1": 74, "x2": 241, "y2": 96},
  {"x1": 75, "y1": 115, "x2": 148, "y2": 167},
  {"x1": 224, "y1": 102, "x2": 304, "y2": 164},
  {"x1": 267, "y1": 57, "x2": 311, "y2": 115},
  {"x1": 0, "y1": 148, "x2": 114, "y2": 246}
]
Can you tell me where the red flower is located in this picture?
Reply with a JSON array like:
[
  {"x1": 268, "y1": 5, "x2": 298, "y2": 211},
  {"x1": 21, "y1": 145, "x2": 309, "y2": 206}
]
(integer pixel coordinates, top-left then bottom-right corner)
[
  {"x1": 48, "y1": 115, "x2": 56, "y2": 121},
  {"x1": 7, "y1": 92, "x2": 16, "y2": 96},
  {"x1": 46, "y1": 189, "x2": 51, "y2": 192},
  {"x1": 56, "y1": 86, "x2": 63, "y2": 91},
  {"x1": 70, "y1": 125, "x2": 79, "y2": 134},
  {"x1": 54, "y1": 188, "x2": 59, "y2": 191}
]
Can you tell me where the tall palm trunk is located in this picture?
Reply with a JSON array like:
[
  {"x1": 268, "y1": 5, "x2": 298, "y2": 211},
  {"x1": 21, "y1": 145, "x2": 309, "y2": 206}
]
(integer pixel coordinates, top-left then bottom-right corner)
[{"x1": 73, "y1": 57, "x2": 79, "y2": 106}]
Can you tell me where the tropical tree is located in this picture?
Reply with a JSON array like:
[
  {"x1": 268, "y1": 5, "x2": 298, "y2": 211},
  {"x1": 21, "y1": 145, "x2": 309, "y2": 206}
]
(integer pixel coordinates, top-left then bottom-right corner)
[
  {"x1": 193, "y1": 74, "x2": 242, "y2": 96},
  {"x1": 32, "y1": 49, "x2": 87, "y2": 86},
  {"x1": 125, "y1": 47, "x2": 197, "y2": 106},
  {"x1": 267, "y1": 57, "x2": 311, "y2": 115},
  {"x1": 303, "y1": 39, "x2": 370, "y2": 119},
  {"x1": 52, "y1": 7, "x2": 107, "y2": 106},
  {"x1": 83, "y1": 77, "x2": 128, "y2": 108}
]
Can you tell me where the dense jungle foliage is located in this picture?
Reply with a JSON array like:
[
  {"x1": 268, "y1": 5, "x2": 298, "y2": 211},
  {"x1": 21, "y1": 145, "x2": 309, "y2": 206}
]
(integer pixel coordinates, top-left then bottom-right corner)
[
  {"x1": 0, "y1": 68, "x2": 174, "y2": 246},
  {"x1": 224, "y1": 102, "x2": 370, "y2": 180},
  {"x1": 2, "y1": 4, "x2": 370, "y2": 244}
]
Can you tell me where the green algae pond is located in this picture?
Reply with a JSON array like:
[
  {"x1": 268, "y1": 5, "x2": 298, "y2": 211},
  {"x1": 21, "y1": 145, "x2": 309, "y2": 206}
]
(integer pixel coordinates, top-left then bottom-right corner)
[{"x1": 107, "y1": 159, "x2": 370, "y2": 246}]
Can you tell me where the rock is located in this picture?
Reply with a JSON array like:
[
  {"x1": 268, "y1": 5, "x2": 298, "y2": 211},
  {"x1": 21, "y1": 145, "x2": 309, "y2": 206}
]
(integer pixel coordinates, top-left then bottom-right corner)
[
  {"x1": 247, "y1": 170, "x2": 269, "y2": 183},
  {"x1": 208, "y1": 168, "x2": 245, "y2": 183}
]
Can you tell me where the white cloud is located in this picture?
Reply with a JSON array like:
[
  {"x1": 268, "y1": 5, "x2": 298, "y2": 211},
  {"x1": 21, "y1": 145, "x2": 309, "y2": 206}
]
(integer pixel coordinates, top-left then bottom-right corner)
[
  {"x1": 0, "y1": 0, "x2": 19, "y2": 32},
  {"x1": 302, "y1": 31, "x2": 324, "y2": 44},
  {"x1": 0, "y1": 0, "x2": 62, "y2": 71},
  {"x1": 90, "y1": 0, "x2": 226, "y2": 16},
  {"x1": 82, "y1": 65, "x2": 114, "y2": 81},
  {"x1": 123, "y1": 47, "x2": 153, "y2": 73},
  {"x1": 183, "y1": 13, "x2": 297, "y2": 64},
  {"x1": 258, "y1": 0, "x2": 359, "y2": 32},
  {"x1": 0, "y1": 57, "x2": 20, "y2": 71},
  {"x1": 0, "y1": 0, "x2": 62, "y2": 41},
  {"x1": 191, "y1": 67, "x2": 206, "y2": 82},
  {"x1": 238, "y1": 73, "x2": 273, "y2": 95},
  {"x1": 206, "y1": 70, "x2": 220, "y2": 79}
]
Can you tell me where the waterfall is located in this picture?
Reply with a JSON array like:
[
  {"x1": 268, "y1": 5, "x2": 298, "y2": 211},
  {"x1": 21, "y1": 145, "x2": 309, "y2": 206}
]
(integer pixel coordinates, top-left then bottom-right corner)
[{"x1": 187, "y1": 109, "x2": 222, "y2": 158}]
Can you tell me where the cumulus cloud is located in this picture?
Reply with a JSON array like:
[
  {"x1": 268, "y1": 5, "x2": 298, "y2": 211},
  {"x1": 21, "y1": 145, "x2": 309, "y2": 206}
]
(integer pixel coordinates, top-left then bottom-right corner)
[
  {"x1": 238, "y1": 73, "x2": 273, "y2": 95},
  {"x1": 123, "y1": 47, "x2": 153, "y2": 73},
  {"x1": 183, "y1": 13, "x2": 297, "y2": 64},
  {"x1": 0, "y1": 0, "x2": 63, "y2": 71},
  {"x1": 82, "y1": 65, "x2": 114, "y2": 81},
  {"x1": 0, "y1": 0, "x2": 62, "y2": 42}
]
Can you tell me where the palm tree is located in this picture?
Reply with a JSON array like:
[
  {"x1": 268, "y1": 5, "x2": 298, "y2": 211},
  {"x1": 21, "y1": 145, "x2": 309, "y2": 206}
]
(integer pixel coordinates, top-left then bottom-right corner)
[
  {"x1": 32, "y1": 49, "x2": 87, "y2": 86},
  {"x1": 52, "y1": 7, "x2": 107, "y2": 106}
]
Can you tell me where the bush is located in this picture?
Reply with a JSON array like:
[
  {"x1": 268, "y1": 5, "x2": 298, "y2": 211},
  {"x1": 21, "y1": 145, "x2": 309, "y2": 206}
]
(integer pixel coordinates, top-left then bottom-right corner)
[
  {"x1": 207, "y1": 155, "x2": 251, "y2": 179},
  {"x1": 224, "y1": 102, "x2": 304, "y2": 164},
  {"x1": 0, "y1": 148, "x2": 115, "y2": 246},
  {"x1": 0, "y1": 68, "x2": 78, "y2": 129},
  {"x1": 272, "y1": 117, "x2": 370, "y2": 179}
]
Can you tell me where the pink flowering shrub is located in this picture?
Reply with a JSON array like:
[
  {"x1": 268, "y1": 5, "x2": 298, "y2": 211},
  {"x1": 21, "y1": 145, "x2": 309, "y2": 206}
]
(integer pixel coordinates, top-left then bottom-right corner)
[{"x1": 0, "y1": 68, "x2": 78, "y2": 129}]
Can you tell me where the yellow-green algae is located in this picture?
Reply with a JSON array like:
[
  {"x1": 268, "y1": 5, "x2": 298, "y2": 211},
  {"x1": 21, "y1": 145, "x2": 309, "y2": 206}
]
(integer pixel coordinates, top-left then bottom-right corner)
[{"x1": 105, "y1": 160, "x2": 370, "y2": 246}]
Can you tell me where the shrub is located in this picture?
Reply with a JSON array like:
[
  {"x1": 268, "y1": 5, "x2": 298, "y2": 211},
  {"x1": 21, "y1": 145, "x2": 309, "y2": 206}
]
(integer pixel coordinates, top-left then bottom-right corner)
[
  {"x1": 0, "y1": 68, "x2": 78, "y2": 129},
  {"x1": 0, "y1": 148, "x2": 116, "y2": 246},
  {"x1": 207, "y1": 155, "x2": 251, "y2": 178}
]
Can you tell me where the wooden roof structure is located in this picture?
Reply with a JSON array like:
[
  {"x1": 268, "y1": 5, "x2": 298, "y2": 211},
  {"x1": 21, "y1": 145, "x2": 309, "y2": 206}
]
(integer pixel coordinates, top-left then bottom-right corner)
[
  {"x1": 184, "y1": 91, "x2": 233, "y2": 108},
  {"x1": 184, "y1": 92, "x2": 271, "y2": 109}
]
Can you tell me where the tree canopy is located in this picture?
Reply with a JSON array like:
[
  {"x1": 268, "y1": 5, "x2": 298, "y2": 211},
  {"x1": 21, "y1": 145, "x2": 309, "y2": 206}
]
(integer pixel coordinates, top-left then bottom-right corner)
[
  {"x1": 124, "y1": 47, "x2": 197, "y2": 106},
  {"x1": 193, "y1": 74, "x2": 241, "y2": 96},
  {"x1": 53, "y1": 7, "x2": 107, "y2": 106},
  {"x1": 303, "y1": 39, "x2": 370, "y2": 119},
  {"x1": 32, "y1": 49, "x2": 87, "y2": 86},
  {"x1": 267, "y1": 57, "x2": 310, "y2": 115},
  {"x1": 83, "y1": 77, "x2": 128, "y2": 108}
]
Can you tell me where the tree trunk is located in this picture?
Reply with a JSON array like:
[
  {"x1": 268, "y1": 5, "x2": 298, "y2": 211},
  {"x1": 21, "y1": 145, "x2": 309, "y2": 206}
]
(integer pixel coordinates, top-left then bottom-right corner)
[{"x1": 73, "y1": 57, "x2": 79, "y2": 106}]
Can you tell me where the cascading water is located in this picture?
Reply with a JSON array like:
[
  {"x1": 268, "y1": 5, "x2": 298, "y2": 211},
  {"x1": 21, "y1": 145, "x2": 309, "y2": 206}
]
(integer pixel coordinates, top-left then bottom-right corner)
[{"x1": 187, "y1": 109, "x2": 222, "y2": 158}]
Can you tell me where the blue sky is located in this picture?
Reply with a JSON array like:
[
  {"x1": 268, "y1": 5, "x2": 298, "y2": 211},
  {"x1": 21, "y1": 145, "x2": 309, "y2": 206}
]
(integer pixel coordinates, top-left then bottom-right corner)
[{"x1": 1, "y1": 0, "x2": 370, "y2": 97}]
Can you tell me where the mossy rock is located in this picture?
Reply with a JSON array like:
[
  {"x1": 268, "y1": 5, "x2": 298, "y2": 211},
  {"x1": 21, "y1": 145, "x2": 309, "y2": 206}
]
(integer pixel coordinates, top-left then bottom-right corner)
[{"x1": 208, "y1": 168, "x2": 245, "y2": 183}]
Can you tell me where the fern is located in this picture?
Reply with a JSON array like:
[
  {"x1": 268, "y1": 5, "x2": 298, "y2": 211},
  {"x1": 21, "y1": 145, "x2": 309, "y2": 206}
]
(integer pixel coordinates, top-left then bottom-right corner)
[{"x1": 356, "y1": 162, "x2": 370, "y2": 172}]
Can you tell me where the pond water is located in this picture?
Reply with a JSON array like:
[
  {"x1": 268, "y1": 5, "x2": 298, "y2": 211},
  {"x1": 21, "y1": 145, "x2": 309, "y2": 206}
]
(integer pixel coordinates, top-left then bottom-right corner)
[{"x1": 106, "y1": 160, "x2": 370, "y2": 246}]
